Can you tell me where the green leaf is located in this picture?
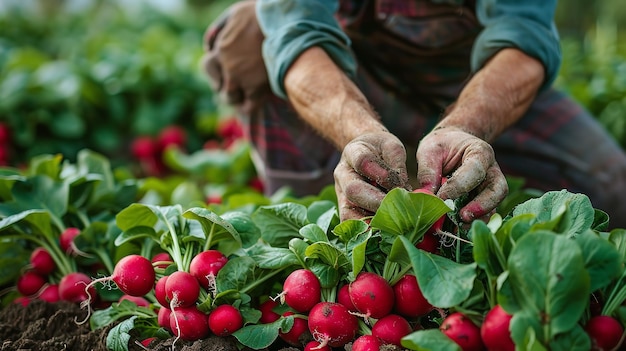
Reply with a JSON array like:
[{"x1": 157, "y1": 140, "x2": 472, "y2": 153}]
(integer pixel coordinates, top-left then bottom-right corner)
[
  {"x1": 549, "y1": 324, "x2": 591, "y2": 351},
  {"x1": 572, "y1": 230, "x2": 622, "y2": 291},
  {"x1": 0, "y1": 240, "x2": 29, "y2": 285},
  {"x1": 246, "y1": 243, "x2": 299, "y2": 270},
  {"x1": 609, "y1": 229, "x2": 626, "y2": 263},
  {"x1": 221, "y1": 211, "x2": 261, "y2": 249},
  {"x1": 183, "y1": 207, "x2": 242, "y2": 250},
  {"x1": 396, "y1": 236, "x2": 476, "y2": 308},
  {"x1": 512, "y1": 190, "x2": 595, "y2": 235},
  {"x1": 216, "y1": 256, "x2": 261, "y2": 293},
  {"x1": 300, "y1": 223, "x2": 329, "y2": 243},
  {"x1": 370, "y1": 188, "x2": 451, "y2": 243},
  {"x1": 106, "y1": 316, "x2": 136, "y2": 351},
  {"x1": 305, "y1": 242, "x2": 350, "y2": 271},
  {"x1": 11, "y1": 175, "x2": 69, "y2": 221},
  {"x1": 232, "y1": 316, "x2": 294, "y2": 349},
  {"x1": 472, "y1": 220, "x2": 506, "y2": 278},
  {"x1": 252, "y1": 203, "x2": 309, "y2": 247},
  {"x1": 333, "y1": 219, "x2": 370, "y2": 243},
  {"x1": 115, "y1": 203, "x2": 160, "y2": 231},
  {"x1": 401, "y1": 329, "x2": 461, "y2": 351},
  {"x1": 506, "y1": 231, "x2": 590, "y2": 343}
]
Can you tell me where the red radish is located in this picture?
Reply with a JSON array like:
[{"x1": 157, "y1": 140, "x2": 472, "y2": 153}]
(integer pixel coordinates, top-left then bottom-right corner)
[
  {"x1": 16, "y1": 271, "x2": 46, "y2": 296},
  {"x1": 37, "y1": 284, "x2": 60, "y2": 303},
  {"x1": 259, "y1": 299, "x2": 281, "y2": 324},
  {"x1": 393, "y1": 274, "x2": 433, "y2": 318},
  {"x1": 13, "y1": 296, "x2": 30, "y2": 306},
  {"x1": 158, "y1": 125, "x2": 186, "y2": 151},
  {"x1": 248, "y1": 176, "x2": 264, "y2": 193},
  {"x1": 352, "y1": 335, "x2": 383, "y2": 351},
  {"x1": 154, "y1": 275, "x2": 169, "y2": 307},
  {"x1": 208, "y1": 304, "x2": 243, "y2": 336},
  {"x1": 30, "y1": 247, "x2": 56, "y2": 276},
  {"x1": 157, "y1": 307, "x2": 172, "y2": 329},
  {"x1": 217, "y1": 118, "x2": 244, "y2": 141},
  {"x1": 169, "y1": 305, "x2": 209, "y2": 341},
  {"x1": 280, "y1": 269, "x2": 321, "y2": 313},
  {"x1": 279, "y1": 311, "x2": 310, "y2": 347},
  {"x1": 0, "y1": 123, "x2": 11, "y2": 145},
  {"x1": 189, "y1": 250, "x2": 228, "y2": 289},
  {"x1": 151, "y1": 252, "x2": 172, "y2": 269},
  {"x1": 585, "y1": 315, "x2": 624, "y2": 351},
  {"x1": 131, "y1": 136, "x2": 157, "y2": 160},
  {"x1": 416, "y1": 232, "x2": 440, "y2": 253},
  {"x1": 165, "y1": 271, "x2": 200, "y2": 308},
  {"x1": 140, "y1": 337, "x2": 156, "y2": 347},
  {"x1": 59, "y1": 227, "x2": 81, "y2": 254},
  {"x1": 308, "y1": 302, "x2": 359, "y2": 348},
  {"x1": 337, "y1": 284, "x2": 358, "y2": 312},
  {"x1": 440, "y1": 312, "x2": 484, "y2": 351},
  {"x1": 414, "y1": 177, "x2": 447, "y2": 235},
  {"x1": 372, "y1": 314, "x2": 413, "y2": 346},
  {"x1": 119, "y1": 294, "x2": 150, "y2": 307},
  {"x1": 481, "y1": 305, "x2": 514, "y2": 351},
  {"x1": 59, "y1": 272, "x2": 96, "y2": 303},
  {"x1": 86, "y1": 255, "x2": 155, "y2": 298},
  {"x1": 349, "y1": 272, "x2": 395, "y2": 319},
  {"x1": 304, "y1": 340, "x2": 331, "y2": 351}
]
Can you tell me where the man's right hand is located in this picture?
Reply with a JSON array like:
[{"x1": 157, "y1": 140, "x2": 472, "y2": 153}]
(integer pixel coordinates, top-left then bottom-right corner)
[{"x1": 334, "y1": 132, "x2": 411, "y2": 221}]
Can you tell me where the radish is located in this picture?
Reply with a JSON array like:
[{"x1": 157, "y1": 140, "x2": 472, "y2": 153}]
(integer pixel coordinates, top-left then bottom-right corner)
[
  {"x1": 279, "y1": 269, "x2": 321, "y2": 313},
  {"x1": 352, "y1": 335, "x2": 383, "y2": 351},
  {"x1": 86, "y1": 254, "x2": 156, "y2": 298},
  {"x1": 349, "y1": 272, "x2": 395, "y2": 319},
  {"x1": 59, "y1": 272, "x2": 96, "y2": 303},
  {"x1": 37, "y1": 284, "x2": 60, "y2": 303},
  {"x1": 131, "y1": 136, "x2": 157, "y2": 160},
  {"x1": 337, "y1": 284, "x2": 358, "y2": 312},
  {"x1": 154, "y1": 275, "x2": 169, "y2": 307},
  {"x1": 165, "y1": 271, "x2": 200, "y2": 308},
  {"x1": 189, "y1": 250, "x2": 228, "y2": 289},
  {"x1": 119, "y1": 294, "x2": 150, "y2": 308},
  {"x1": 59, "y1": 227, "x2": 81, "y2": 254},
  {"x1": 259, "y1": 299, "x2": 281, "y2": 324},
  {"x1": 208, "y1": 304, "x2": 243, "y2": 336},
  {"x1": 308, "y1": 301, "x2": 359, "y2": 348},
  {"x1": 140, "y1": 337, "x2": 156, "y2": 348},
  {"x1": 151, "y1": 252, "x2": 172, "y2": 269},
  {"x1": 392, "y1": 274, "x2": 433, "y2": 318},
  {"x1": 371, "y1": 314, "x2": 413, "y2": 346},
  {"x1": 13, "y1": 296, "x2": 30, "y2": 306},
  {"x1": 481, "y1": 305, "x2": 514, "y2": 351},
  {"x1": 279, "y1": 311, "x2": 311, "y2": 347},
  {"x1": 585, "y1": 315, "x2": 624, "y2": 351},
  {"x1": 158, "y1": 125, "x2": 187, "y2": 151},
  {"x1": 416, "y1": 232, "x2": 440, "y2": 253},
  {"x1": 30, "y1": 247, "x2": 56, "y2": 276},
  {"x1": 304, "y1": 340, "x2": 331, "y2": 351},
  {"x1": 16, "y1": 271, "x2": 46, "y2": 296},
  {"x1": 440, "y1": 312, "x2": 484, "y2": 351},
  {"x1": 169, "y1": 305, "x2": 210, "y2": 341},
  {"x1": 157, "y1": 307, "x2": 172, "y2": 330}
]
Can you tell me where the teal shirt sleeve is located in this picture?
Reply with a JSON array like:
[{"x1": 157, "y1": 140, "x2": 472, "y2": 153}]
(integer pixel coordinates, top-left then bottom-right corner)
[
  {"x1": 256, "y1": 0, "x2": 357, "y2": 99},
  {"x1": 473, "y1": 0, "x2": 562, "y2": 90}
]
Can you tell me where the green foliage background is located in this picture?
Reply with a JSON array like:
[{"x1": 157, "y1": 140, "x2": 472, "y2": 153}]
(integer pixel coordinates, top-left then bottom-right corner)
[{"x1": 0, "y1": 0, "x2": 625, "y2": 167}]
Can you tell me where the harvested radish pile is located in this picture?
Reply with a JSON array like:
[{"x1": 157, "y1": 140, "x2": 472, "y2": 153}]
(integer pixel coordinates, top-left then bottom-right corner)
[{"x1": 1, "y1": 151, "x2": 626, "y2": 351}]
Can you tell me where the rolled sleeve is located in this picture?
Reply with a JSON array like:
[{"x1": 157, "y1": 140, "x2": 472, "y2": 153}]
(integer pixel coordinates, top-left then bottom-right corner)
[
  {"x1": 256, "y1": 0, "x2": 357, "y2": 99},
  {"x1": 473, "y1": 0, "x2": 562, "y2": 90}
]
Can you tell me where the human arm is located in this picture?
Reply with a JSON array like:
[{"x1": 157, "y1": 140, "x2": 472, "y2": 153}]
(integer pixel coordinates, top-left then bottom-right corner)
[{"x1": 417, "y1": 48, "x2": 545, "y2": 222}]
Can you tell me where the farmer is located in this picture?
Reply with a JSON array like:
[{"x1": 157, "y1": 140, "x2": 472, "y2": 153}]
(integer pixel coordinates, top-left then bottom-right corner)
[{"x1": 203, "y1": 0, "x2": 626, "y2": 228}]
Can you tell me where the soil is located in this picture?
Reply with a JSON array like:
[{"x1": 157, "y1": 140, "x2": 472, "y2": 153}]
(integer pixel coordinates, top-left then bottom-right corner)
[{"x1": 0, "y1": 300, "x2": 303, "y2": 351}]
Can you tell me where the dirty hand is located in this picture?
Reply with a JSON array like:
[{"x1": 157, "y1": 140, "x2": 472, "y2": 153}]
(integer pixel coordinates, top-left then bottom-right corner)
[
  {"x1": 334, "y1": 132, "x2": 411, "y2": 221},
  {"x1": 201, "y1": 0, "x2": 269, "y2": 114},
  {"x1": 416, "y1": 126, "x2": 508, "y2": 223}
]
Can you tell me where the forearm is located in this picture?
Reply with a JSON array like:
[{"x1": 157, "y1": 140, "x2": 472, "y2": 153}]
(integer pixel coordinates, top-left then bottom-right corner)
[
  {"x1": 284, "y1": 47, "x2": 387, "y2": 149},
  {"x1": 437, "y1": 48, "x2": 545, "y2": 143}
]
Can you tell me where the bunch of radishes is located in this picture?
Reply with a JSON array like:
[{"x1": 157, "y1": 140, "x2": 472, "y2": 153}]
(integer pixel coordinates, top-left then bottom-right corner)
[
  {"x1": 130, "y1": 125, "x2": 187, "y2": 177},
  {"x1": 254, "y1": 268, "x2": 433, "y2": 350},
  {"x1": 12, "y1": 227, "x2": 99, "y2": 306}
]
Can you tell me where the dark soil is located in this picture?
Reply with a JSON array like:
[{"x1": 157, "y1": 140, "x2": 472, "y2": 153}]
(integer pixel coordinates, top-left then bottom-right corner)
[{"x1": 0, "y1": 300, "x2": 302, "y2": 351}]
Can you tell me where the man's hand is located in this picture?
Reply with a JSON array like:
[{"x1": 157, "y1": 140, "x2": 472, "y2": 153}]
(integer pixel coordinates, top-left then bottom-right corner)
[
  {"x1": 334, "y1": 132, "x2": 411, "y2": 221},
  {"x1": 416, "y1": 126, "x2": 508, "y2": 223}
]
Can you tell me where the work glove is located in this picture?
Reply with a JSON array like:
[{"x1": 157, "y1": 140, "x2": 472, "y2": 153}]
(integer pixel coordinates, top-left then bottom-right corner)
[
  {"x1": 416, "y1": 126, "x2": 508, "y2": 223},
  {"x1": 201, "y1": 0, "x2": 270, "y2": 115},
  {"x1": 334, "y1": 132, "x2": 411, "y2": 221}
]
